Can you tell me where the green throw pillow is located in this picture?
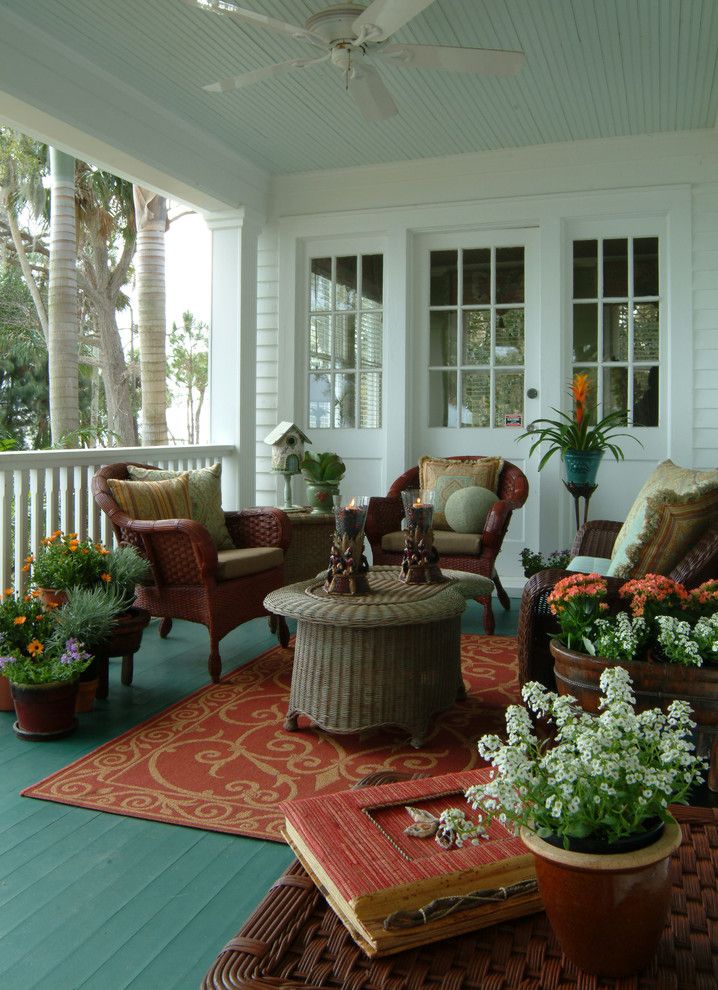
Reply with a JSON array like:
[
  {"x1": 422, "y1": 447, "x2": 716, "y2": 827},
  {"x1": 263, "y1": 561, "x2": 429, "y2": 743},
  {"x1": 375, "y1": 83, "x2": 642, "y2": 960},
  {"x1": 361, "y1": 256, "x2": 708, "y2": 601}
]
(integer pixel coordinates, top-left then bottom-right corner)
[
  {"x1": 444, "y1": 486, "x2": 498, "y2": 534},
  {"x1": 128, "y1": 463, "x2": 234, "y2": 551}
]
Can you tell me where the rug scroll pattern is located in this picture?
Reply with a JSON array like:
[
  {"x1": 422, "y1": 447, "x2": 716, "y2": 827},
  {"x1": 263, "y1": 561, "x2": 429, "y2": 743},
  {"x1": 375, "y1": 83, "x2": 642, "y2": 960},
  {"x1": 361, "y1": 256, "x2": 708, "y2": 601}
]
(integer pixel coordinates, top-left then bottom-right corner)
[{"x1": 22, "y1": 634, "x2": 520, "y2": 842}]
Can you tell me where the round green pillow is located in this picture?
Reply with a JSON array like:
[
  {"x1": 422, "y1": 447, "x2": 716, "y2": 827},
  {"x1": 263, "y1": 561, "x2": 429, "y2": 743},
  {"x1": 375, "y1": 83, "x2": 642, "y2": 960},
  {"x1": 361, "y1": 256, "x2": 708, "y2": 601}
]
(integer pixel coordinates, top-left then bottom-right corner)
[{"x1": 444, "y1": 486, "x2": 499, "y2": 534}]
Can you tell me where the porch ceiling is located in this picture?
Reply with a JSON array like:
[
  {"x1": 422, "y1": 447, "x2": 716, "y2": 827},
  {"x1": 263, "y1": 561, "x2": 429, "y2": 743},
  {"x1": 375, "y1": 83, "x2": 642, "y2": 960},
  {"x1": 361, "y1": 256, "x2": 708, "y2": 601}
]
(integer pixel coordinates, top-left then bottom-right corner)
[{"x1": 0, "y1": 0, "x2": 717, "y2": 204}]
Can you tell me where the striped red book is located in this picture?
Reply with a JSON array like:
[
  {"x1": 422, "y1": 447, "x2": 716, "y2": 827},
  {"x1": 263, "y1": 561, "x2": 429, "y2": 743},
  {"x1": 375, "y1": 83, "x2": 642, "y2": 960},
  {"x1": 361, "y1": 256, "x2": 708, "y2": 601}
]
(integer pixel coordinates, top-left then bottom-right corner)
[{"x1": 282, "y1": 768, "x2": 542, "y2": 956}]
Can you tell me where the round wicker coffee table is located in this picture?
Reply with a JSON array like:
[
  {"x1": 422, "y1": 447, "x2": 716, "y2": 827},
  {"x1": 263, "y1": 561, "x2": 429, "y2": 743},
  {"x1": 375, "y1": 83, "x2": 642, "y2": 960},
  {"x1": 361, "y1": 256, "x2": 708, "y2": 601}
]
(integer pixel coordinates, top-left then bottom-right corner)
[{"x1": 264, "y1": 566, "x2": 493, "y2": 747}]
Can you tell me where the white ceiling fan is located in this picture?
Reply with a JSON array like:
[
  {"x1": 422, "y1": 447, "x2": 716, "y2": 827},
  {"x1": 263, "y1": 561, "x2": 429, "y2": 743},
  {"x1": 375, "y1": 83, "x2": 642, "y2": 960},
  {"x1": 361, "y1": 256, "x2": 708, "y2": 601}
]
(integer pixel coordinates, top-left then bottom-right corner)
[{"x1": 188, "y1": 0, "x2": 525, "y2": 121}]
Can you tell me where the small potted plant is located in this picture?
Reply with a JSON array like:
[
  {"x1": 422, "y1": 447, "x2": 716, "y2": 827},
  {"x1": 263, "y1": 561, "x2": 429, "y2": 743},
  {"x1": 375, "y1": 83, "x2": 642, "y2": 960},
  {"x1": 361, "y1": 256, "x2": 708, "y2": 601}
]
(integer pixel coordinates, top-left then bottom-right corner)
[
  {"x1": 300, "y1": 451, "x2": 346, "y2": 514},
  {"x1": 435, "y1": 666, "x2": 705, "y2": 976},
  {"x1": 519, "y1": 547, "x2": 571, "y2": 578},
  {"x1": 517, "y1": 373, "x2": 640, "y2": 485}
]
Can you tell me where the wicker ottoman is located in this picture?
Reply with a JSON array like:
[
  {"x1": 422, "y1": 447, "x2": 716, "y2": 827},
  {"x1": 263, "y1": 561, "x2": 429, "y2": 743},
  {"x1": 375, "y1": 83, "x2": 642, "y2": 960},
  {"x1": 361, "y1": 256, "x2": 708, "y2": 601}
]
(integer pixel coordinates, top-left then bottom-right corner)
[{"x1": 264, "y1": 566, "x2": 493, "y2": 747}]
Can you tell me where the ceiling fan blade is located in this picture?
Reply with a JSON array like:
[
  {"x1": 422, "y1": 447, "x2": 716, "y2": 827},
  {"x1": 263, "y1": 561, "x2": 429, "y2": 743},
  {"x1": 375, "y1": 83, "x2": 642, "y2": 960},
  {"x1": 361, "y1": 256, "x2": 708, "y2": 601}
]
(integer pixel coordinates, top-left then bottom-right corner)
[
  {"x1": 204, "y1": 55, "x2": 328, "y2": 93},
  {"x1": 353, "y1": 0, "x2": 436, "y2": 43},
  {"x1": 187, "y1": 0, "x2": 325, "y2": 47},
  {"x1": 349, "y1": 63, "x2": 398, "y2": 121},
  {"x1": 376, "y1": 43, "x2": 525, "y2": 75}
]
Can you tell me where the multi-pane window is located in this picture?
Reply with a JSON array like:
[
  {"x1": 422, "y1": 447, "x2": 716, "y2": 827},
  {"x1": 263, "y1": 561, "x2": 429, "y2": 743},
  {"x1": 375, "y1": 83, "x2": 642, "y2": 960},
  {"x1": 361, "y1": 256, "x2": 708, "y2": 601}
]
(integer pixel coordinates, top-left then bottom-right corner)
[
  {"x1": 308, "y1": 254, "x2": 383, "y2": 429},
  {"x1": 572, "y1": 237, "x2": 659, "y2": 427},
  {"x1": 428, "y1": 247, "x2": 525, "y2": 427}
]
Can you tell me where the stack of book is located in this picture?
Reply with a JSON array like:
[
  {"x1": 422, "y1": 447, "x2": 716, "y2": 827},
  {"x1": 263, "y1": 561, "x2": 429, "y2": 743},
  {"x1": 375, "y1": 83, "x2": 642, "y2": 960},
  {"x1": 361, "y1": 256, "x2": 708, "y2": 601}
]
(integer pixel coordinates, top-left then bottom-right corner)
[{"x1": 282, "y1": 768, "x2": 542, "y2": 956}]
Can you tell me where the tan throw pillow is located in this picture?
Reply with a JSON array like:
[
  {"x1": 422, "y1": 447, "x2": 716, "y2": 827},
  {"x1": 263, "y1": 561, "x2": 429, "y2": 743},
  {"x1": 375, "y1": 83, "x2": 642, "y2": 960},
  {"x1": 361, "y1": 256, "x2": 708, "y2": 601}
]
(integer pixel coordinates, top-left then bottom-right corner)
[
  {"x1": 607, "y1": 460, "x2": 718, "y2": 579},
  {"x1": 127, "y1": 463, "x2": 234, "y2": 550},
  {"x1": 108, "y1": 473, "x2": 192, "y2": 522},
  {"x1": 418, "y1": 456, "x2": 503, "y2": 530}
]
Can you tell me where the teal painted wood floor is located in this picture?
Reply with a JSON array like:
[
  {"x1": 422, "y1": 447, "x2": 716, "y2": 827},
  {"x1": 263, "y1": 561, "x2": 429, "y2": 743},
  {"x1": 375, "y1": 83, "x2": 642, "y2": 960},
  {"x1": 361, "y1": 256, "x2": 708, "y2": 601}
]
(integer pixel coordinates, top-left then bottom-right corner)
[{"x1": 0, "y1": 599, "x2": 520, "y2": 990}]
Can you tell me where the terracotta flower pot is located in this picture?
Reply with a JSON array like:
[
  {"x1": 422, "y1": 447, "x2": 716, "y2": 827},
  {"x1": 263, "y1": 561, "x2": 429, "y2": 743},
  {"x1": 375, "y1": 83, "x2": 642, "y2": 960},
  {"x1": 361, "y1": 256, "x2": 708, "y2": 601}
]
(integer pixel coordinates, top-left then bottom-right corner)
[
  {"x1": 550, "y1": 638, "x2": 718, "y2": 791},
  {"x1": 11, "y1": 679, "x2": 79, "y2": 740},
  {"x1": 0, "y1": 673, "x2": 14, "y2": 712},
  {"x1": 521, "y1": 817, "x2": 682, "y2": 976},
  {"x1": 36, "y1": 587, "x2": 69, "y2": 609}
]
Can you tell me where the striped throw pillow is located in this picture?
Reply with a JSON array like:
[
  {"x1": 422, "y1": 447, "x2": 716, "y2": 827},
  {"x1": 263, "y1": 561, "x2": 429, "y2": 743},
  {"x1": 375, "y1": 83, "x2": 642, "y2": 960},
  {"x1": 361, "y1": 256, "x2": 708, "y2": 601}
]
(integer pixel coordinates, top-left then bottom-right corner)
[{"x1": 108, "y1": 473, "x2": 192, "y2": 521}]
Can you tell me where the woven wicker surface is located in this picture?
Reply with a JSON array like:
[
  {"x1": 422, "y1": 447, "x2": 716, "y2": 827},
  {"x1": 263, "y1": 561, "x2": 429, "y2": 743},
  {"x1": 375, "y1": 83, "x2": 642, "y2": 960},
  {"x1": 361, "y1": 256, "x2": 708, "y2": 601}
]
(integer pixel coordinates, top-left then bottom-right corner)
[
  {"x1": 202, "y1": 805, "x2": 718, "y2": 990},
  {"x1": 283, "y1": 511, "x2": 336, "y2": 585},
  {"x1": 266, "y1": 566, "x2": 493, "y2": 627}
]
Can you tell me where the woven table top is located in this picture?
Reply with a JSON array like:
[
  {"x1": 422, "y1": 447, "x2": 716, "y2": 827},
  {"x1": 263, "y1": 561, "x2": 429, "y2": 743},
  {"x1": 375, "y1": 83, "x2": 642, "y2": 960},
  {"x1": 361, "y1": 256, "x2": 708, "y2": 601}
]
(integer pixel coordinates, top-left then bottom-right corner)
[
  {"x1": 203, "y1": 804, "x2": 718, "y2": 990},
  {"x1": 264, "y1": 566, "x2": 493, "y2": 627}
]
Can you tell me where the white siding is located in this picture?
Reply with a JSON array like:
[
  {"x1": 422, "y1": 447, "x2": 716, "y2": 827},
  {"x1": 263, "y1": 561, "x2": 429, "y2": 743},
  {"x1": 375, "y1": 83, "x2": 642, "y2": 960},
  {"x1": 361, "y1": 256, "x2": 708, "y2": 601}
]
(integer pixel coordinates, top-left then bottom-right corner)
[
  {"x1": 255, "y1": 222, "x2": 280, "y2": 505},
  {"x1": 693, "y1": 182, "x2": 718, "y2": 469}
]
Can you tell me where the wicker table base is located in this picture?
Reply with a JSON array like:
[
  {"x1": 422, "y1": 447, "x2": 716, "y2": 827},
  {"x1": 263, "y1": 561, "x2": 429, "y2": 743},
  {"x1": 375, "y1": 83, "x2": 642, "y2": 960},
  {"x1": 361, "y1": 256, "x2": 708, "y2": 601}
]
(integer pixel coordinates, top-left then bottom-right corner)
[{"x1": 203, "y1": 804, "x2": 718, "y2": 990}]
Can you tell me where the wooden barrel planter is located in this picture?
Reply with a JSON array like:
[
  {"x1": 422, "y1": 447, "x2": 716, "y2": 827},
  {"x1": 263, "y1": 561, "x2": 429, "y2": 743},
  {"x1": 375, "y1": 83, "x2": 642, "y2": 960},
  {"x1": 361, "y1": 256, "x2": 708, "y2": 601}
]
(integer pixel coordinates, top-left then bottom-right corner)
[
  {"x1": 550, "y1": 639, "x2": 718, "y2": 792},
  {"x1": 94, "y1": 607, "x2": 151, "y2": 700}
]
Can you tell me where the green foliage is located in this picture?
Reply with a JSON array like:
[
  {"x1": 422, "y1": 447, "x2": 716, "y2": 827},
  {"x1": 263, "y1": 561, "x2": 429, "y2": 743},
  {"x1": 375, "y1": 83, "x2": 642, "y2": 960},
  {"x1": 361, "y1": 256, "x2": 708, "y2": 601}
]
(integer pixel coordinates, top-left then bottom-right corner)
[
  {"x1": 519, "y1": 547, "x2": 571, "y2": 578},
  {"x1": 518, "y1": 407, "x2": 638, "y2": 471},
  {"x1": 28, "y1": 531, "x2": 113, "y2": 591},
  {"x1": 104, "y1": 544, "x2": 150, "y2": 600},
  {"x1": 51, "y1": 586, "x2": 130, "y2": 650},
  {"x1": 169, "y1": 311, "x2": 208, "y2": 444},
  {"x1": 300, "y1": 451, "x2": 346, "y2": 483}
]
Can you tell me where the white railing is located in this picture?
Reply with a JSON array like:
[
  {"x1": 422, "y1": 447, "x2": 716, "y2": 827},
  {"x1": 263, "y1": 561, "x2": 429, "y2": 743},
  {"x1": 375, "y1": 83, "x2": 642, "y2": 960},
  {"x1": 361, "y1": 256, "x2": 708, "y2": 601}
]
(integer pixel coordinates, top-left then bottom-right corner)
[{"x1": 0, "y1": 444, "x2": 235, "y2": 592}]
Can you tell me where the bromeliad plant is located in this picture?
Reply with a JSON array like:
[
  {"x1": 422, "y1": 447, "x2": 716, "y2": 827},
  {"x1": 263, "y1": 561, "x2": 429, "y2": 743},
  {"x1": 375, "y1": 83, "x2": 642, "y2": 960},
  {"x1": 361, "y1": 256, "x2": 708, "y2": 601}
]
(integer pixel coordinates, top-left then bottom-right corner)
[
  {"x1": 517, "y1": 373, "x2": 640, "y2": 470},
  {"x1": 435, "y1": 666, "x2": 705, "y2": 849}
]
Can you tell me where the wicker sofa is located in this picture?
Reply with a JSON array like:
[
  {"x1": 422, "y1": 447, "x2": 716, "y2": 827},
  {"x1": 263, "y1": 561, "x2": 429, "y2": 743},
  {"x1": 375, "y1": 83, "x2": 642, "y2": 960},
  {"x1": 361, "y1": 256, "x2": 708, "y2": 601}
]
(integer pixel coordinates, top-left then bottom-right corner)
[
  {"x1": 365, "y1": 457, "x2": 529, "y2": 634},
  {"x1": 92, "y1": 462, "x2": 292, "y2": 683},
  {"x1": 517, "y1": 518, "x2": 718, "y2": 690}
]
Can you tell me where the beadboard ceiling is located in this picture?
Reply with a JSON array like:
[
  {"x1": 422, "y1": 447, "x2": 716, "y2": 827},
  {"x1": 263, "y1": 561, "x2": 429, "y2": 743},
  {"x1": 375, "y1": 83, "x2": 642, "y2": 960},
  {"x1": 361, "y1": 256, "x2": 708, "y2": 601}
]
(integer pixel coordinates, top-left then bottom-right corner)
[{"x1": 0, "y1": 0, "x2": 717, "y2": 191}]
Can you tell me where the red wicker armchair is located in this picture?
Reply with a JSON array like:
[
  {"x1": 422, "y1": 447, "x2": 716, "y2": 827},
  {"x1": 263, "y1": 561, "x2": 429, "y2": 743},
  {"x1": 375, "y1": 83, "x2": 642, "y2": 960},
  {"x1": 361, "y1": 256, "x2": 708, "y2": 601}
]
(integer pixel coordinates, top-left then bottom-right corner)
[
  {"x1": 365, "y1": 458, "x2": 529, "y2": 634},
  {"x1": 92, "y1": 463, "x2": 292, "y2": 683},
  {"x1": 517, "y1": 518, "x2": 718, "y2": 691}
]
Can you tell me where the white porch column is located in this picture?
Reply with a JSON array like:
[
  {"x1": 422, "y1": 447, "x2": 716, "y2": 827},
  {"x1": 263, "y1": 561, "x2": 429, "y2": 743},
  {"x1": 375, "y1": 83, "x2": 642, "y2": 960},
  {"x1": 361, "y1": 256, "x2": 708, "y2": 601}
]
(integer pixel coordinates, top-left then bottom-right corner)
[{"x1": 206, "y1": 209, "x2": 262, "y2": 509}]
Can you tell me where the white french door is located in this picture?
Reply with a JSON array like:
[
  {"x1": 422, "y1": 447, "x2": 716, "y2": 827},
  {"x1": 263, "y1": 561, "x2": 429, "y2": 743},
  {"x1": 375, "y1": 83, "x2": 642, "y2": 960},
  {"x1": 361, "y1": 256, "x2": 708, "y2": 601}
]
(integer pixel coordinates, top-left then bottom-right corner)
[{"x1": 412, "y1": 228, "x2": 543, "y2": 581}]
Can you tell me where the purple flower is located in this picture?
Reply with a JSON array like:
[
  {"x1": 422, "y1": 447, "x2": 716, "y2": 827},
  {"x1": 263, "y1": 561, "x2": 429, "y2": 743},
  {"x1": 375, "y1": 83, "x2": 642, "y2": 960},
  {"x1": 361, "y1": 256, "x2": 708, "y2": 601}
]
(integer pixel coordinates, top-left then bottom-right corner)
[
  {"x1": 59, "y1": 638, "x2": 91, "y2": 665},
  {"x1": 0, "y1": 656, "x2": 14, "y2": 670}
]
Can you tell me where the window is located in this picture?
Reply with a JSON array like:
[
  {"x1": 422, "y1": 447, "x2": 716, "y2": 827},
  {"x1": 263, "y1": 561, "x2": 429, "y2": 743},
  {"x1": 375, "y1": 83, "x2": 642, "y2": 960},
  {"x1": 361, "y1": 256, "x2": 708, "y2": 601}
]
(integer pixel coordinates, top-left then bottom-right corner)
[
  {"x1": 572, "y1": 237, "x2": 659, "y2": 427},
  {"x1": 428, "y1": 246, "x2": 525, "y2": 427},
  {"x1": 307, "y1": 254, "x2": 383, "y2": 429}
]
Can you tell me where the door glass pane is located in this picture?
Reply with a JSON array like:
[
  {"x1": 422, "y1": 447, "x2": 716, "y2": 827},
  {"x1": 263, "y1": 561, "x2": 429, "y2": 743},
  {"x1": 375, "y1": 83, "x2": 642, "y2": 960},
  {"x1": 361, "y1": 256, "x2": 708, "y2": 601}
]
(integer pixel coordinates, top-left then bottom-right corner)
[
  {"x1": 430, "y1": 311, "x2": 457, "y2": 365},
  {"x1": 361, "y1": 254, "x2": 383, "y2": 309},
  {"x1": 573, "y1": 303, "x2": 598, "y2": 361},
  {"x1": 463, "y1": 248, "x2": 491, "y2": 304},
  {"x1": 429, "y1": 370, "x2": 457, "y2": 427},
  {"x1": 603, "y1": 239, "x2": 628, "y2": 297},
  {"x1": 461, "y1": 371, "x2": 490, "y2": 427},
  {"x1": 494, "y1": 371, "x2": 524, "y2": 427},
  {"x1": 310, "y1": 258, "x2": 332, "y2": 310},
  {"x1": 495, "y1": 308, "x2": 524, "y2": 365},
  {"x1": 430, "y1": 250, "x2": 458, "y2": 306},
  {"x1": 496, "y1": 247, "x2": 524, "y2": 304},
  {"x1": 334, "y1": 373, "x2": 355, "y2": 427},
  {"x1": 309, "y1": 373, "x2": 332, "y2": 428},
  {"x1": 573, "y1": 240, "x2": 597, "y2": 298},
  {"x1": 309, "y1": 315, "x2": 331, "y2": 368},
  {"x1": 634, "y1": 237, "x2": 658, "y2": 297},
  {"x1": 603, "y1": 366, "x2": 628, "y2": 416},
  {"x1": 462, "y1": 310, "x2": 490, "y2": 365},
  {"x1": 360, "y1": 312, "x2": 382, "y2": 368},
  {"x1": 359, "y1": 373, "x2": 382, "y2": 428},
  {"x1": 334, "y1": 314, "x2": 356, "y2": 369},
  {"x1": 633, "y1": 303, "x2": 659, "y2": 360},
  {"x1": 335, "y1": 256, "x2": 357, "y2": 310},
  {"x1": 603, "y1": 303, "x2": 628, "y2": 362},
  {"x1": 633, "y1": 366, "x2": 659, "y2": 426}
]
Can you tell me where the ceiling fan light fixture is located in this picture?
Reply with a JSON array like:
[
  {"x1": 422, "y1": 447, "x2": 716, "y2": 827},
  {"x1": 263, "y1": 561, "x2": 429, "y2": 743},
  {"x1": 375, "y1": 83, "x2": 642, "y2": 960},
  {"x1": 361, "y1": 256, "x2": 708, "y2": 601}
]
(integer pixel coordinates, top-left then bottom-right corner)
[{"x1": 304, "y1": 4, "x2": 368, "y2": 44}]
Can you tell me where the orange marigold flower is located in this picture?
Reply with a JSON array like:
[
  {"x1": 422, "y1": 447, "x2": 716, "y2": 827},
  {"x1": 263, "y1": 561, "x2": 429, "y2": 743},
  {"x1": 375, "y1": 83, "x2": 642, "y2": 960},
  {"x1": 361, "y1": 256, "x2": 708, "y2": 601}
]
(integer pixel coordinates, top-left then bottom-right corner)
[
  {"x1": 13, "y1": 616, "x2": 27, "y2": 625},
  {"x1": 23, "y1": 595, "x2": 30, "y2": 602},
  {"x1": 80, "y1": 548, "x2": 89, "y2": 555},
  {"x1": 67, "y1": 532, "x2": 78, "y2": 539},
  {"x1": 21, "y1": 564, "x2": 30, "y2": 572},
  {"x1": 100, "y1": 573, "x2": 112, "y2": 583},
  {"x1": 31, "y1": 589, "x2": 41, "y2": 598},
  {"x1": 25, "y1": 555, "x2": 34, "y2": 563},
  {"x1": 34, "y1": 614, "x2": 44, "y2": 621},
  {"x1": 27, "y1": 639, "x2": 44, "y2": 656},
  {"x1": 100, "y1": 548, "x2": 110, "y2": 555},
  {"x1": 68, "y1": 542, "x2": 79, "y2": 552},
  {"x1": 4, "y1": 587, "x2": 14, "y2": 596}
]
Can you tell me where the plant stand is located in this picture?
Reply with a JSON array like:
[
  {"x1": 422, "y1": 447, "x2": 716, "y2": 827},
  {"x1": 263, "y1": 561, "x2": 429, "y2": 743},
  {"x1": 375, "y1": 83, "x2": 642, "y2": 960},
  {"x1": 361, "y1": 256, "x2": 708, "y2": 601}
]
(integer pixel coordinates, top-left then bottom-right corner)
[{"x1": 562, "y1": 480, "x2": 597, "y2": 529}]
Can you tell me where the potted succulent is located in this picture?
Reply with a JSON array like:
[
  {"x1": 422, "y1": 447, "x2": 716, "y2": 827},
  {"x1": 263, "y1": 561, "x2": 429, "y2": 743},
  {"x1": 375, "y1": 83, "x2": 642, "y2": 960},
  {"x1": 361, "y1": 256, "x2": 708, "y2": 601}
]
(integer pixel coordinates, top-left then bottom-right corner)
[
  {"x1": 517, "y1": 373, "x2": 640, "y2": 485},
  {"x1": 0, "y1": 585, "x2": 123, "y2": 738},
  {"x1": 519, "y1": 547, "x2": 571, "y2": 578},
  {"x1": 435, "y1": 666, "x2": 704, "y2": 976},
  {"x1": 546, "y1": 572, "x2": 718, "y2": 791},
  {"x1": 300, "y1": 451, "x2": 346, "y2": 514}
]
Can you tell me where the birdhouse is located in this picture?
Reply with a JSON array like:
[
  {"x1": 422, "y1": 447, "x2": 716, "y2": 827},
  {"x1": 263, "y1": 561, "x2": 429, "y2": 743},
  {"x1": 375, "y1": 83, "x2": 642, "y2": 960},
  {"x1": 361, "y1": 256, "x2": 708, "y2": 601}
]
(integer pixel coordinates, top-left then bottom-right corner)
[{"x1": 263, "y1": 422, "x2": 311, "y2": 475}]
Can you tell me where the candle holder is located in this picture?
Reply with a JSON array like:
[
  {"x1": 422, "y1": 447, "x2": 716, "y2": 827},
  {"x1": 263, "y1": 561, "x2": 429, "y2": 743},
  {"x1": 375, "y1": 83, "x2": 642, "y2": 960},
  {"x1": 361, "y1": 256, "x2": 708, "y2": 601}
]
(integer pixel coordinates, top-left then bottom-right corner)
[
  {"x1": 399, "y1": 489, "x2": 445, "y2": 584},
  {"x1": 324, "y1": 496, "x2": 371, "y2": 595}
]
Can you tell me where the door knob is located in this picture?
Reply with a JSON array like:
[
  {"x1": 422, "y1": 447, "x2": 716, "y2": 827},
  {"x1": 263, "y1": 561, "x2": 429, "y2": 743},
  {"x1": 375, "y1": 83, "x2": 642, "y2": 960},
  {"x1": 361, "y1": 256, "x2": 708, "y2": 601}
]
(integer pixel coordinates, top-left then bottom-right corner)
[{"x1": 526, "y1": 387, "x2": 538, "y2": 399}]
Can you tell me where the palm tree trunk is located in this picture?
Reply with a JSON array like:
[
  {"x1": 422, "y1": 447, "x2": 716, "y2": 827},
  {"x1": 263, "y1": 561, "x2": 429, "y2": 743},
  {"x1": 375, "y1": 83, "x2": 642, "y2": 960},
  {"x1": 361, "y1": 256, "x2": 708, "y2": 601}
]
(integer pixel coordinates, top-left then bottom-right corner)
[
  {"x1": 96, "y1": 304, "x2": 137, "y2": 445},
  {"x1": 133, "y1": 186, "x2": 168, "y2": 446},
  {"x1": 47, "y1": 148, "x2": 79, "y2": 445}
]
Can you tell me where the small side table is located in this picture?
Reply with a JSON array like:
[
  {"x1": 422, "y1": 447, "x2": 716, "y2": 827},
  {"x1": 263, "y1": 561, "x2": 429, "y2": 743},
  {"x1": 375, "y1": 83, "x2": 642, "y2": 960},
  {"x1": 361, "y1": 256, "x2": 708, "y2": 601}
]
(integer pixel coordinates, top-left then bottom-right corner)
[
  {"x1": 283, "y1": 510, "x2": 335, "y2": 584},
  {"x1": 563, "y1": 481, "x2": 597, "y2": 529}
]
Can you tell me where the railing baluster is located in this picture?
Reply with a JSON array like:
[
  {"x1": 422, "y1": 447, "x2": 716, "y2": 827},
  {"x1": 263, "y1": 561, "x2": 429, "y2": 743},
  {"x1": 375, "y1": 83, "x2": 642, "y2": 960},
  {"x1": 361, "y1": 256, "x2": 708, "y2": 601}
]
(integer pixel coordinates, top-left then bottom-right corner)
[
  {"x1": 45, "y1": 466, "x2": 59, "y2": 539},
  {"x1": 0, "y1": 471, "x2": 12, "y2": 591},
  {"x1": 74, "y1": 465, "x2": 88, "y2": 540},
  {"x1": 59, "y1": 466, "x2": 73, "y2": 536},
  {"x1": 29, "y1": 467, "x2": 45, "y2": 557},
  {"x1": 13, "y1": 469, "x2": 29, "y2": 594}
]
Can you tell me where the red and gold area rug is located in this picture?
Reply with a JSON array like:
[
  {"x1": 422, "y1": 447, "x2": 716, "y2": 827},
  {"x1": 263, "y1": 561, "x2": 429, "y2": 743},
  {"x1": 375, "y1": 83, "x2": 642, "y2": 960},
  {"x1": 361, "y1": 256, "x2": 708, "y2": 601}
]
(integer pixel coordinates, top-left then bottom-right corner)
[{"x1": 22, "y1": 635, "x2": 520, "y2": 842}]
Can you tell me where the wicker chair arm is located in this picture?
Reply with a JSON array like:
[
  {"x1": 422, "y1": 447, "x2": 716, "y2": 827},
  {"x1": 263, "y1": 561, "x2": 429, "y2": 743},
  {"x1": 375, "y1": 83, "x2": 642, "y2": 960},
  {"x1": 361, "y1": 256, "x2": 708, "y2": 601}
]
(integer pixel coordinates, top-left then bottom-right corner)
[
  {"x1": 480, "y1": 499, "x2": 514, "y2": 552},
  {"x1": 571, "y1": 520, "x2": 623, "y2": 558},
  {"x1": 112, "y1": 514, "x2": 219, "y2": 585},
  {"x1": 365, "y1": 496, "x2": 404, "y2": 551},
  {"x1": 224, "y1": 508, "x2": 291, "y2": 552},
  {"x1": 670, "y1": 521, "x2": 718, "y2": 588}
]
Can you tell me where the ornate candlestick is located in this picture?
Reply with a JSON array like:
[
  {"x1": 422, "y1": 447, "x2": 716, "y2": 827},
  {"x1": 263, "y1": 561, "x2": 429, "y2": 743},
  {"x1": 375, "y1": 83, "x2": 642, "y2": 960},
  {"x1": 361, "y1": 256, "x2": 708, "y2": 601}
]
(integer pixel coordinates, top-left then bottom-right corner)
[
  {"x1": 400, "y1": 489, "x2": 445, "y2": 584},
  {"x1": 324, "y1": 496, "x2": 371, "y2": 595}
]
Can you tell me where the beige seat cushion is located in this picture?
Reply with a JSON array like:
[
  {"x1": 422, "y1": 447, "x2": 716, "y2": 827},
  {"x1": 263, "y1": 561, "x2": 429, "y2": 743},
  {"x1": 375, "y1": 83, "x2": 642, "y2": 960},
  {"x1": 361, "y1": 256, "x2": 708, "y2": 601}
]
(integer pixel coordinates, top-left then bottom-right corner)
[
  {"x1": 108, "y1": 474, "x2": 192, "y2": 521},
  {"x1": 607, "y1": 459, "x2": 718, "y2": 579},
  {"x1": 418, "y1": 456, "x2": 502, "y2": 529},
  {"x1": 216, "y1": 546, "x2": 284, "y2": 581},
  {"x1": 381, "y1": 530, "x2": 482, "y2": 555}
]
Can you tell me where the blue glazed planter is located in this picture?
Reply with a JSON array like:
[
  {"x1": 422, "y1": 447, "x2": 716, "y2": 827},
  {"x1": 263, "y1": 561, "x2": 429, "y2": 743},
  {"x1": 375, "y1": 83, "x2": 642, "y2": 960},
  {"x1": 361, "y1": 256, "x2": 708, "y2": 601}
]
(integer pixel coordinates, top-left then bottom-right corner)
[{"x1": 564, "y1": 449, "x2": 603, "y2": 486}]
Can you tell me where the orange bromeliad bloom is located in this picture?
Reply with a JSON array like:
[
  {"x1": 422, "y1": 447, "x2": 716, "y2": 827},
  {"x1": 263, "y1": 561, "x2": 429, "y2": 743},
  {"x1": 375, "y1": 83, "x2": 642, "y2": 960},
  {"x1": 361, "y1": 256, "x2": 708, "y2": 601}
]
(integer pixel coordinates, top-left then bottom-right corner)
[{"x1": 571, "y1": 373, "x2": 590, "y2": 428}]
